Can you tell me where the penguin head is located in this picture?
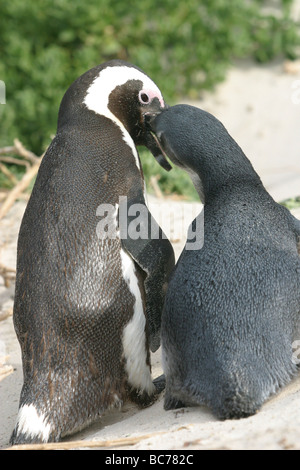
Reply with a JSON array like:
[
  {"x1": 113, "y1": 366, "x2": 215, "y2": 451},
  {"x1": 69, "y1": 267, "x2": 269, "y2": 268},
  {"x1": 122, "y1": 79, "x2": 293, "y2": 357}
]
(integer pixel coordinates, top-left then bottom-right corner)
[
  {"x1": 147, "y1": 104, "x2": 259, "y2": 200},
  {"x1": 58, "y1": 60, "x2": 172, "y2": 170},
  {"x1": 148, "y1": 104, "x2": 255, "y2": 172},
  {"x1": 146, "y1": 104, "x2": 215, "y2": 173}
]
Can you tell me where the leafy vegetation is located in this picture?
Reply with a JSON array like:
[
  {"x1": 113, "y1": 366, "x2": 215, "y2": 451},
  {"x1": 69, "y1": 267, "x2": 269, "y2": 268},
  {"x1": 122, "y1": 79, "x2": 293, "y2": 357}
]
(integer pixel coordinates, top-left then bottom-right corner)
[
  {"x1": 281, "y1": 196, "x2": 300, "y2": 210},
  {"x1": 0, "y1": 0, "x2": 299, "y2": 198}
]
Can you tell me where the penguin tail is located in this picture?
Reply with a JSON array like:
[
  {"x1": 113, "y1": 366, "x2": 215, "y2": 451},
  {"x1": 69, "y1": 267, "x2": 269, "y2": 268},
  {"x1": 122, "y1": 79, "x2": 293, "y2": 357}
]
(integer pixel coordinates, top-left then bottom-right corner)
[
  {"x1": 9, "y1": 403, "x2": 58, "y2": 445},
  {"x1": 212, "y1": 391, "x2": 261, "y2": 420},
  {"x1": 180, "y1": 373, "x2": 263, "y2": 420},
  {"x1": 208, "y1": 372, "x2": 265, "y2": 420}
]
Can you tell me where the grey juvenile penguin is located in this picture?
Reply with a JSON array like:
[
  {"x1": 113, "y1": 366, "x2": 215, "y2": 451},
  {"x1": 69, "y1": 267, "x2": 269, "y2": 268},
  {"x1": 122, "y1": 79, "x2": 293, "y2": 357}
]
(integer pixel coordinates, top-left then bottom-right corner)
[
  {"x1": 148, "y1": 104, "x2": 300, "y2": 419},
  {"x1": 10, "y1": 60, "x2": 175, "y2": 444}
]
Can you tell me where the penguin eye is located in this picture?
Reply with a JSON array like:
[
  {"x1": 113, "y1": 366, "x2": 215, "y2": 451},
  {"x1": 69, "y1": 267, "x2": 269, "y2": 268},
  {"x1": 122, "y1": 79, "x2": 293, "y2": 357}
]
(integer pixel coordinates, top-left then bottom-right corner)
[{"x1": 138, "y1": 90, "x2": 151, "y2": 105}]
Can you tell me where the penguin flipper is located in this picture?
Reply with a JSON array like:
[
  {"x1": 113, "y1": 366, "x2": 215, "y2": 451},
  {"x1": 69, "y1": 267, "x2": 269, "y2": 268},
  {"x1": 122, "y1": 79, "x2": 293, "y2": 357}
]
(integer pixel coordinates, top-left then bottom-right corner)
[{"x1": 119, "y1": 196, "x2": 175, "y2": 352}]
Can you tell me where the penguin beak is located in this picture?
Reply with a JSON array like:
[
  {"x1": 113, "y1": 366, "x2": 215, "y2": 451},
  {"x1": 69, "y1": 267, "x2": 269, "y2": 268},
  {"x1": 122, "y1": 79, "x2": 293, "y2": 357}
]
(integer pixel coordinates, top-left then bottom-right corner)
[
  {"x1": 142, "y1": 104, "x2": 172, "y2": 172},
  {"x1": 144, "y1": 129, "x2": 172, "y2": 172}
]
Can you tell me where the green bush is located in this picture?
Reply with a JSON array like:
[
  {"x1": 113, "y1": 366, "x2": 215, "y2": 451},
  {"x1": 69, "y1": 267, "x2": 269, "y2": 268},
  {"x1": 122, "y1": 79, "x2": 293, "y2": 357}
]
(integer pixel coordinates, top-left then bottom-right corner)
[
  {"x1": 0, "y1": 0, "x2": 299, "y2": 198},
  {"x1": 281, "y1": 196, "x2": 300, "y2": 210}
]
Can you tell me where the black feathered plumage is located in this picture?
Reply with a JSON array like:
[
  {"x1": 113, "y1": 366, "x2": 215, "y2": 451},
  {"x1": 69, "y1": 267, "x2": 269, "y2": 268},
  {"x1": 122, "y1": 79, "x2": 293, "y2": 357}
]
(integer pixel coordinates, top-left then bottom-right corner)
[{"x1": 150, "y1": 104, "x2": 300, "y2": 419}]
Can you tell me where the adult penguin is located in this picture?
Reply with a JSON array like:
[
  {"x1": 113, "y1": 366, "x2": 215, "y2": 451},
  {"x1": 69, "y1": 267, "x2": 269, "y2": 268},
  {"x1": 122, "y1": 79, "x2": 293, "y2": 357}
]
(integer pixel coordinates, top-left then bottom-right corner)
[
  {"x1": 148, "y1": 104, "x2": 300, "y2": 419},
  {"x1": 10, "y1": 60, "x2": 174, "y2": 444}
]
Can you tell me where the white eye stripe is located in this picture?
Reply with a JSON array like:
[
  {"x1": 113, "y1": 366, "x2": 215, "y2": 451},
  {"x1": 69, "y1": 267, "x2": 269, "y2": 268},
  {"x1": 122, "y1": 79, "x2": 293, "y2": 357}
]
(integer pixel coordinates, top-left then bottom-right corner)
[{"x1": 84, "y1": 65, "x2": 164, "y2": 116}]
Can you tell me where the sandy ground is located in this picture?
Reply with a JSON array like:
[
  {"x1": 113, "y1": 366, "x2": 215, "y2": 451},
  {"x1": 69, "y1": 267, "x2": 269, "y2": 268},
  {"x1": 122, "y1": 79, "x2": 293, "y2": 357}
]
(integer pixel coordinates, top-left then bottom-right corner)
[{"x1": 1, "y1": 59, "x2": 300, "y2": 450}]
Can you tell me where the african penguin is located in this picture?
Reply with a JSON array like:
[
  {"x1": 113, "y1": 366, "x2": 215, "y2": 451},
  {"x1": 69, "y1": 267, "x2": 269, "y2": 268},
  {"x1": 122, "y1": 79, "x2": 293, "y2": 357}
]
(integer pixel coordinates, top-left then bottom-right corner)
[
  {"x1": 10, "y1": 60, "x2": 175, "y2": 444},
  {"x1": 147, "y1": 104, "x2": 300, "y2": 420}
]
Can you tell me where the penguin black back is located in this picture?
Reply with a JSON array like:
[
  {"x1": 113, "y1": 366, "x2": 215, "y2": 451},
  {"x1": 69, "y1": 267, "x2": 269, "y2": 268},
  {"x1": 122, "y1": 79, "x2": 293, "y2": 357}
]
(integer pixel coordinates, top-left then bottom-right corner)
[
  {"x1": 149, "y1": 104, "x2": 300, "y2": 419},
  {"x1": 10, "y1": 61, "x2": 175, "y2": 444}
]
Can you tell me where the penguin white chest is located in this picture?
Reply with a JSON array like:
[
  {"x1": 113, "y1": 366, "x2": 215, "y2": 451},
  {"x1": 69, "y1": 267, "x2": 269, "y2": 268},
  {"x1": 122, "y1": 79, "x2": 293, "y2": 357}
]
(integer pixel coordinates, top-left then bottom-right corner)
[{"x1": 120, "y1": 248, "x2": 155, "y2": 394}]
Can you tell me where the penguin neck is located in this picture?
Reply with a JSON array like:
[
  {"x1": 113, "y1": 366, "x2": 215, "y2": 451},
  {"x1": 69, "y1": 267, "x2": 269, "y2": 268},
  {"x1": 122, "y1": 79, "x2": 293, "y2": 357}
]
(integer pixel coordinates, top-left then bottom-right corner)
[
  {"x1": 58, "y1": 107, "x2": 142, "y2": 172},
  {"x1": 188, "y1": 143, "x2": 264, "y2": 205}
]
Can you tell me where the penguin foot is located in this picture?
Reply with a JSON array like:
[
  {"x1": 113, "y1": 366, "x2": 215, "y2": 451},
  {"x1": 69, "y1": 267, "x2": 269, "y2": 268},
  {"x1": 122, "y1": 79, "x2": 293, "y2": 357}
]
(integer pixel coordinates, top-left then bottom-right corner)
[
  {"x1": 152, "y1": 374, "x2": 166, "y2": 394},
  {"x1": 164, "y1": 392, "x2": 186, "y2": 411},
  {"x1": 128, "y1": 388, "x2": 156, "y2": 408},
  {"x1": 127, "y1": 375, "x2": 165, "y2": 408}
]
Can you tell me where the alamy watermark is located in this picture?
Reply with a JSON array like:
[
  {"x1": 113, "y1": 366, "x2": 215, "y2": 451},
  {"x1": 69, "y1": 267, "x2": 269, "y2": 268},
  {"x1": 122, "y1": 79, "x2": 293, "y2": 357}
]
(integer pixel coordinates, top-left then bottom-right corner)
[
  {"x1": 96, "y1": 196, "x2": 204, "y2": 251},
  {"x1": 0, "y1": 80, "x2": 6, "y2": 104}
]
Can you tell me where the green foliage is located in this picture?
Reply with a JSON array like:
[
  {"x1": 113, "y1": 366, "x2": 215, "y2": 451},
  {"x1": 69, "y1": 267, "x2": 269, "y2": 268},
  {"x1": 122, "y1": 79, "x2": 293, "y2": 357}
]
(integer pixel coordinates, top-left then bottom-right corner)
[
  {"x1": 0, "y1": 162, "x2": 25, "y2": 189},
  {"x1": 0, "y1": 0, "x2": 299, "y2": 198},
  {"x1": 139, "y1": 148, "x2": 199, "y2": 201},
  {"x1": 280, "y1": 196, "x2": 300, "y2": 210}
]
